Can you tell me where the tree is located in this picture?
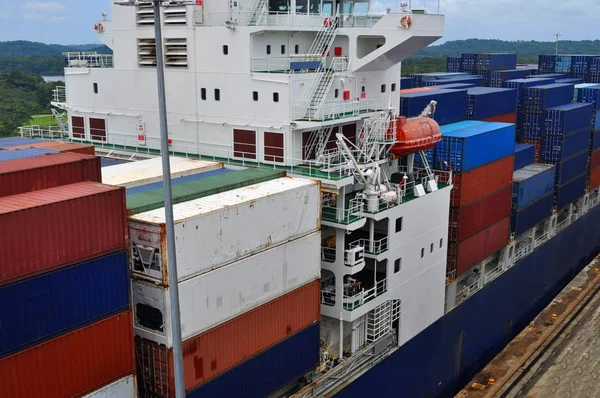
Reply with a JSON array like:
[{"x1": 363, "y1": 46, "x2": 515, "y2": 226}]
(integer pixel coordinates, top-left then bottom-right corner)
[{"x1": 0, "y1": 98, "x2": 35, "y2": 137}]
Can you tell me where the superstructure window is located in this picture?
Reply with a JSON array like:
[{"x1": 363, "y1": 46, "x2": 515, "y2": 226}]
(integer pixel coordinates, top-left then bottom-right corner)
[
  {"x1": 253, "y1": 91, "x2": 259, "y2": 101},
  {"x1": 273, "y1": 92, "x2": 279, "y2": 102},
  {"x1": 281, "y1": 45, "x2": 286, "y2": 54},
  {"x1": 361, "y1": 86, "x2": 366, "y2": 93},
  {"x1": 201, "y1": 88, "x2": 207, "y2": 100},
  {"x1": 334, "y1": 89, "x2": 339, "y2": 98},
  {"x1": 93, "y1": 83, "x2": 98, "y2": 94},
  {"x1": 295, "y1": 44, "x2": 299, "y2": 54},
  {"x1": 89, "y1": 118, "x2": 107, "y2": 142},
  {"x1": 214, "y1": 88, "x2": 221, "y2": 101},
  {"x1": 394, "y1": 258, "x2": 402, "y2": 273},
  {"x1": 430, "y1": 243, "x2": 434, "y2": 253},
  {"x1": 266, "y1": 45, "x2": 271, "y2": 55},
  {"x1": 391, "y1": 83, "x2": 397, "y2": 92},
  {"x1": 395, "y1": 217, "x2": 403, "y2": 233},
  {"x1": 421, "y1": 248, "x2": 425, "y2": 258},
  {"x1": 439, "y1": 238, "x2": 443, "y2": 248},
  {"x1": 381, "y1": 84, "x2": 386, "y2": 93},
  {"x1": 223, "y1": 45, "x2": 229, "y2": 55}
]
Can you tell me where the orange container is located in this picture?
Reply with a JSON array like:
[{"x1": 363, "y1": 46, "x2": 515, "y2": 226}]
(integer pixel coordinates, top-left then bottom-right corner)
[
  {"x1": 484, "y1": 112, "x2": 517, "y2": 124},
  {"x1": 6, "y1": 141, "x2": 95, "y2": 156},
  {"x1": 589, "y1": 167, "x2": 600, "y2": 189},
  {"x1": 591, "y1": 149, "x2": 600, "y2": 171},
  {"x1": 400, "y1": 87, "x2": 439, "y2": 94},
  {"x1": 0, "y1": 311, "x2": 135, "y2": 398},
  {"x1": 136, "y1": 280, "x2": 320, "y2": 396},
  {"x1": 450, "y1": 156, "x2": 514, "y2": 208}
]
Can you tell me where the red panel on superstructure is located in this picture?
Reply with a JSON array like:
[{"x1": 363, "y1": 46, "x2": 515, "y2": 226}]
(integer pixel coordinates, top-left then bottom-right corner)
[
  {"x1": 448, "y1": 217, "x2": 510, "y2": 277},
  {"x1": 5, "y1": 141, "x2": 95, "y2": 156},
  {"x1": 0, "y1": 311, "x2": 134, "y2": 398},
  {"x1": 135, "y1": 280, "x2": 320, "y2": 396},
  {"x1": 0, "y1": 153, "x2": 101, "y2": 198},
  {"x1": 390, "y1": 116, "x2": 442, "y2": 158},
  {"x1": 0, "y1": 181, "x2": 127, "y2": 286},
  {"x1": 264, "y1": 132, "x2": 284, "y2": 162},
  {"x1": 450, "y1": 156, "x2": 514, "y2": 208},
  {"x1": 233, "y1": 129, "x2": 257, "y2": 159},
  {"x1": 484, "y1": 112, "x2": 517, "y2": 124}
]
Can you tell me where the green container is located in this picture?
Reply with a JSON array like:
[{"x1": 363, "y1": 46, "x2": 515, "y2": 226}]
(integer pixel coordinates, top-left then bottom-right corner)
[{"x1": 127, "y1": 168, "x2": 286, "y2": 215}]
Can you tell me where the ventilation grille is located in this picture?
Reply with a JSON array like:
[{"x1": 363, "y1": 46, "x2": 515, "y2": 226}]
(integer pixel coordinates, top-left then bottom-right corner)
[
  {"x1": 137, "y1": 38, "x2": 157, "y2": 67},
  {"x1": 165, "y1": 38, "x2": 188, "y2": 68},
  {"x1": 136, "y1": 2, "x2": 155, "y2": 25},
  {"x1": 164, "y1": 5, "x2": 187, "y2": 25}
]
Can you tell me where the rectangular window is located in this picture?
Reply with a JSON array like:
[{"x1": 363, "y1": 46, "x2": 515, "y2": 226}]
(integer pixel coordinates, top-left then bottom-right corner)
[
  {"x1": 430, "y1": 243, "x2": 434, "y2": 253},
  {"x1": 394, "y1": 258, "x2": 401, "y2": 273},
  {"x1": 334, "y1": 89, "x2": 339, "y2": 98},
  {"x1": 223, "y1": 45, "x2": 229, "y2": 55},
  {"x1": 93, "y1": 83, "x2": 98, "y2": 94},
  {"x1": 201, "y1": 88, "x2": 206, "y2": 100},
  {"x1": 89, "y1": 118, "x2": 107, "y2": 142},
  {"x1": 264, "y1": 132, "x2": 284, "y2": 162},
  {"x1": 71, "y1": 116, "x2": 85, "y2": 139},
  {"x1": 381, "y1": 84, "x2": 386, "y2": 93},
  {"x1": 361, "y1": 86, "x2": 366, "y2": 93},
  {"x1": 252, "y1": 91, "x2": 258, "y2": 101},
  {"x1": 233, "y1": 129, "x2": 256, "y2": 159},
  {"x1": 214, "y1": 88, "x2": 220, "y2": 101},
  {"x1": 391, "y1": 83, "x2": 397, "y2": 92},
  {"x1": 273, "y1": 92, "x2": 279, "y2": 102},
  {"x1": 281, "y1": 45, "x2": 286, "y2": 54},
  {"x1": 421, "y1": 248, "x2": 425, "y2": 258},
  {"x1": 294, "y1": 44, "x2": 299, "y2": 54},
  {"x1": 266, "y1": 45, "x2": 271, "y2": 55},
  {"x1": 439, "y1": 238, "x2": 443, "y2": 248},
  {"x1": 395, "y1": 217, "x2": 403, "y2": 233}
]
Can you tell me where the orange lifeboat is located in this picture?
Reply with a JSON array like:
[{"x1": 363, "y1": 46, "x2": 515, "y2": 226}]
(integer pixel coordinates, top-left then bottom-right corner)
[{"x1": 388, "y1": 115, "x2": 442, "y2": 158}]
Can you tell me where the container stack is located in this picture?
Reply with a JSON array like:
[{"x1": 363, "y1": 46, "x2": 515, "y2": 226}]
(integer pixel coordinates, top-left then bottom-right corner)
[
  {"x1": 0, "y1": 139, "x2": 136, "y2": 398},
  {"x1": 511, "y1": 164, "x2": 556, "y2": 235},
  {"x1": 513, "y1": 143, "x2": 536, "y2": 171},
  {"x1": 399, "y1": 89, "x2": 468, "y2": 126},
  {"x1": 465, "y1": 87, "x2": 518, "y2": 123},
  {"x1": 537, "y1": 54, "x2": 600, "y2": 83},
  {"x1": 573, "y1": 84, "x2": 600, "y2": 189},
  {"x1": 447, "y1": 56, "x2": 462, "y2": 73},
  {"x1": 518, "y1": 83, "x2": 575, "y2": 161},
  {"x1": 127, "y1": 176, "x2": 322, "y2": 398},
  {"x1": 434, "y1": 122, "x2": 516, "y2": 279},
  {"x1": 541, "y1": 103, "x2": 594, "y2": 209},
  {"x1": 503, "y1": 77, "x2": 556, "y2": 108}
]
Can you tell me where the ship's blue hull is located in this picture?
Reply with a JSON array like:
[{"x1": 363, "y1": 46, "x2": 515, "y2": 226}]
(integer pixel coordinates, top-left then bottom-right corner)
[{"x1": 335, "y1": 203, "x2": 600, "y2": 398}]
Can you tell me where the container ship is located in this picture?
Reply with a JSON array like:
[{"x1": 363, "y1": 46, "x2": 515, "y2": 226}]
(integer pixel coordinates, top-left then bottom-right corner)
[{"x1": 3, "y1": 0, "x2": 600, "y2": 397}]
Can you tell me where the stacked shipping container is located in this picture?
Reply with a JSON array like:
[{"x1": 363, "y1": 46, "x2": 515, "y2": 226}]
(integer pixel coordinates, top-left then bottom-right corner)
[
  {"x1": 435, "y1": 122, "x2": 516, "y2": 278},
  {"x1": 0, "y1": 137, "x2": 136, "y2": 397},
  {"x1": 465, "y1": 87, "x2": 518, "y2": 122},
  {"x1": 126, "y1": 175, "x2": 322, "y2": 397},
  {"x1": 511, "y1": 164, "x2": 556, "y2": 235}
]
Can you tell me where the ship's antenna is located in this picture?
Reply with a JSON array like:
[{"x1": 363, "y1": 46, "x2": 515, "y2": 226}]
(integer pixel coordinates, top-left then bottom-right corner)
[{"x1": 554, "y1": 33, "x2": 562, "y2": 55}]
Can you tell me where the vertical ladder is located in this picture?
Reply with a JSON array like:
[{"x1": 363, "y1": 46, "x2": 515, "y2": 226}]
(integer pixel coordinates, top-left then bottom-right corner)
[
  {"x1": 247, "y1": 0, "x2": 267, "y2": 25},
  {"x1": 366, "y1": 301, "x2": 392, "y2": 343}
]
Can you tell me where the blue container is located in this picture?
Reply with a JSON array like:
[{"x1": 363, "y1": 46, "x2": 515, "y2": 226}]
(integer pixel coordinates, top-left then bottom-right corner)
[
  {"x1": 466, "y1": 87, "x2": 518, "y2": 120},
  {"x1": 588, "y1": 57, "x2": 600, "y2": 75},
  {"x1": 592, "y1": 130, "x2": 600, "y2": 151},
  {"x1": 556, "y1": 78, "x2": 584, "y2": 85},
  {"x1": 503, "y1": 78, "x2": 556, "y2": 107},
  {"x1": 414, "y1": 147, "x2": 434, "y2": 168},
  {"x1": 541, "y1": 128, "x2": 591, "y2": 163},
  {"x1": 461, "y1": 53, "x2": 477, "y2": 73},
  {"x1": 522, "y1": 84, "x2": 575, "y2": 115},
  {"x1": 571, "y1": 55, "x2": 591, "y2": 74},
  {"x1": 556, "y1": 173, "x2": 587, "y2": 209},
  {"x1": 126, "y1": 169, "x2": 232, "y2": 195},
  {"x1": 101, "y1": 157, "x2": 130, "y2": 168},
  {"x1": 423, "y1": 76, "x2": 483, "y2": 88},
  {"x1": 512, "y1": 164, "x2": 556, "y2": 209},
  {"x1": 511, "y1": 193, "x2": 554, "y2": 236},
  {"x1": 0, "y1": 148, "x2": 59, "y2": 162},
  {"x1": 400, "y1": 77, "x2": 413, "y2": 90},
  {"x1": 519, "y1": 113, "x2": 545, "y2": 139},
  {"x1": 0, "y1": 137, "x2": 48, "y2": 148},
  {"x1": 544, "y1": 103, "x2": 594, "y2": 136},
  {"x1": 489, "y1": 69, "x2": 533, "y2": 88},
  {"x1": 399, "y1": 89, "x2": 468, "y2": 126},
  {"x1": 554, "y1": 55, "x2": 572, "y2": 73},
  {"x1": 538, "y1": 54, "x2": 557, "y2": 73},
  {"x1": 576, "y1": 85, "x2": 600, "y2": 111},
  {"x1": 476, "y1": 53, "x2": 517, "y2": 72},
  {"x1": 0, "y1": 251, "x2": 130, "y2": 358},
  {"x1": 436, "y1": 122, "x2": 515, "y2": 172},
  {"x1": 188, "y1": 323, "x2": 319, "y2": 398},
  {"x1": 440, "y1": 120, "x2": 486, "y2": 134},
  {"x1": 434, "y1": 82, "x2": 477, "y2": 90},
  {"x1": 447, "y1": 57, "x2": 462, "y2": 73},
  {"x1": 530, "y1": 73, "x2": 567, "y2": 79},
  {"x1": 555, "y1": 151, "x2": 589, "y2": 186},
  {"x1": 514, "y1": 143, "x2": 535, "y2": 171}
]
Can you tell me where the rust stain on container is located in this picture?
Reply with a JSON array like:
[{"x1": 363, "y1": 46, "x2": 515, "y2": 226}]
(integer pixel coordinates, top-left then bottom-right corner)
[
  {"x1": 5, "y1": 141, "x2": 96, "y2": 156},
  {"x1": 0, "y1": 153, "x2": 101, "y2": 198},
  {"x1": 0, "y1": 181, "x2": 128, "y2": 286},
  {"x1": 0, "y1": 311, "x2": 135, "y2": 398},
  {"x1": 135, "y1": 280, "x2": 320, "y2": 396}
]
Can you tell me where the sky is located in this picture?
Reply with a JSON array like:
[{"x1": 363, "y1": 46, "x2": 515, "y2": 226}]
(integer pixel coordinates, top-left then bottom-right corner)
[{"x1": 0, "y1": 0, "x2": 599, "y2": 45}]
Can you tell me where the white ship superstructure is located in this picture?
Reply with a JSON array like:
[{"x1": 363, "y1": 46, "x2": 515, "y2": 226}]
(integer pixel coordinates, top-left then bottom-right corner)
[{"x1": 44, "y1": 0, "x2": 448, "y2": 394}]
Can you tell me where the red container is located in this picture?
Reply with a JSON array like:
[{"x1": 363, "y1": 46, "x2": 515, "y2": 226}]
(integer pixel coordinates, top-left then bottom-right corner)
[
  {"x1": 0, "y1": 153, "x2": 101, "y2": 198},
  {"x1": 0, "y1": 311, "x2": 135, "y2": 398},
  {"x1": 451, "y1": 156, "x2": 514, "y2": 208},
  {"x1": 0, "y1": 181, "x2": 127, "y2": 286},
  {"x1": 520, "y1": 139, "x2": 541, "y2": 162},
  {"x1": 6, "y1": 141, "x2": 95, "y2": 156},
  {"x1": 591, "y1": 149, "x2": 600, "y2": 171},
  {"x1": 400, "y1": 87, "x2": 439, "y2": 94},
  {"x1": 589, "y1": 167, "x2": 600, "y2": 189},
  {"x1": 449, "y1": 186, "x2": 511, "y2": 242},
  {"x1": 484, "y1": 112, "x2": 517, "y2": 124},
  {"x1": 136, "y1": 280, "x2": 320, "y2": 396},
  {"x1": 448, "y1": 217, "x2": 510, "y2": 277}
]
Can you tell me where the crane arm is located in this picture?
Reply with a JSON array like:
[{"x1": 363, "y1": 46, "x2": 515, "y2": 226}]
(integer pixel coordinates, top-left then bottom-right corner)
[
  {"x1": 420, "y1": 100, "x2": 438, "y2": 118},
  {"x1": 336, "y1": 133, "x2": 370, "y2": 187}
]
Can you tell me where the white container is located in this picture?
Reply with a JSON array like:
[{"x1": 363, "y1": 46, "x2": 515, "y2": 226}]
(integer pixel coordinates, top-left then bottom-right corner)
[
  {"x1": 129, "y1": 177, "x2": 321, "y2": 285},
  {"x1": 132, "y1": 231, "x2": 321, "y2": 347},
  {"x1": 102, "y1": 156, "x2": 221, "y2": 188},
  {"x1": 82, "y1": 374, "x2": 136, "y2": 398}
]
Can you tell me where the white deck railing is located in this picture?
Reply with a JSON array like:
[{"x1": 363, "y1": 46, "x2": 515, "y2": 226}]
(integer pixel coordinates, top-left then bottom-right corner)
[
  {"x1": 343, "y1": 279, "x2": 387, "y2": 311},
  {"x1": 349, "y1": 237, "x2": 388, "y2": 255}
]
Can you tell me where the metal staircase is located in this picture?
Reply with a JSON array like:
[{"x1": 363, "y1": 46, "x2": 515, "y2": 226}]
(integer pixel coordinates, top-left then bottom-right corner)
[
  {"x1": 366, "y1": 301, "x2": 392, "y2": 343},
  {"x1": 356, "y1": 110, "x2": 395, "y2": 162},
  {"x1": 301, "y1": 18, "x2": 339, "y2": 120},
  {"x1": 51, "y1": 108, "x2": 70, "y2": 136},
  {"x1": 246, "y1": 0, "x2": 267, "y2": 26},
  {"x1": 304, "y1": 125, "x2": 334, "y2": 164}
]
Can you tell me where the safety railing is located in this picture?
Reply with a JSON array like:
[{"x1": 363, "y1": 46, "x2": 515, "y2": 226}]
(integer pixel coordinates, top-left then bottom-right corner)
[
  {"x1": 321, "y1": 288, "x2": 336, "y2": 306},
  {"x1": 514, "y1": 243, "x2": 532, "y2": 263},
  {"x1": 321, "y1": 246, "x2": 336, "y2": 263},
  {"x1": 455, "y1": 279, "x2": 481, "y2": 304},
  {"x1": 484, "y1": 262, "x2": 504, "y2": 284},
  {"x1": 343, "y1": 279, "x2": 387, "y2": 311},
  {"x1": 19, "y1": 125, "x2": 67, "y2": 139},
  {"x1": 337, "y1": 14, "x2": 383, "y2": 28},
  {"x1": 349, "y1": 237, "x2": 389, "y2": 255},
  {"x1": 64, "y1": 52, "x2": 113, "y2": 68},
  {"x1": 332, "y1": 56, "x2": 350, "y2": 72},
  {"x1": 52, "y1": 86, "x2": 66, "y2": 103},
  {"x1": 534, "y1": 231, "x2": 550, "y2": 248},
  {"x1": 251, "y1": 56, "x2": 327, "y2": 74},
  {"x1": 292, "y1": 97, "x2": 382, "y2": 121},
  {"x1": 322, "y1": 197, "x2": 364, "y2": 225}
]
